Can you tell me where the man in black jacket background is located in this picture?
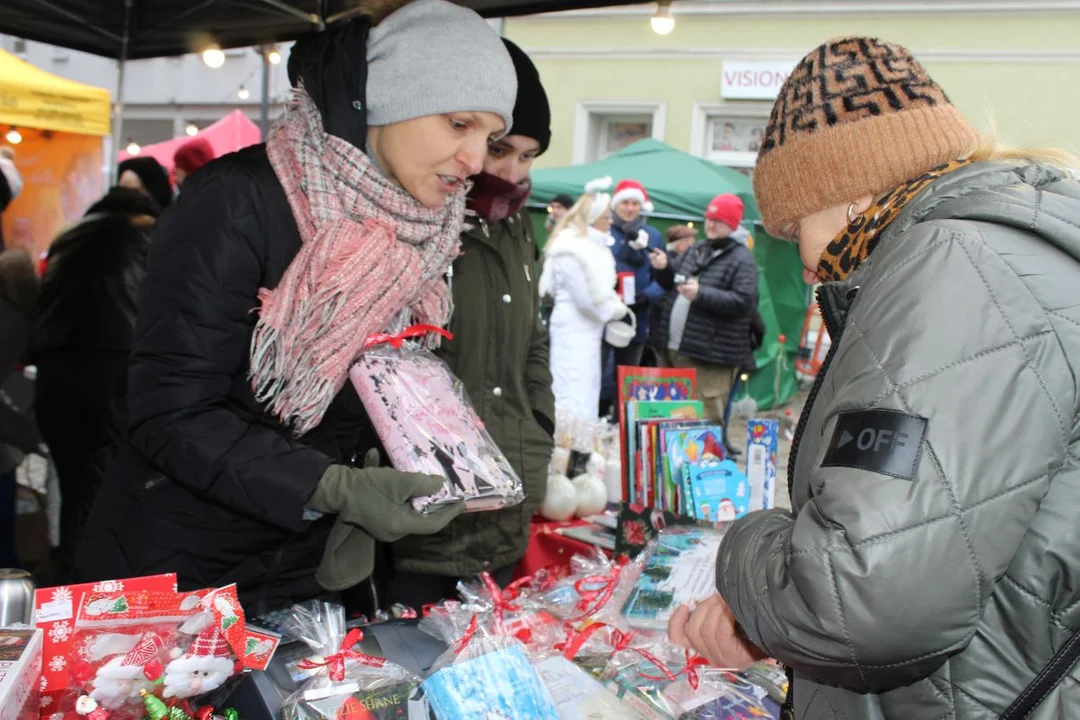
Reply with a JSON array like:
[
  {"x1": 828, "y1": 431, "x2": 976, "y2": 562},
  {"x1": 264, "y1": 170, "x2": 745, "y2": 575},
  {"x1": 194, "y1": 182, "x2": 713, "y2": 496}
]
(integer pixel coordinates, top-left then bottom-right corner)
[{"x1": 650, "y1": 194, "x2": 758, "y2": 454}]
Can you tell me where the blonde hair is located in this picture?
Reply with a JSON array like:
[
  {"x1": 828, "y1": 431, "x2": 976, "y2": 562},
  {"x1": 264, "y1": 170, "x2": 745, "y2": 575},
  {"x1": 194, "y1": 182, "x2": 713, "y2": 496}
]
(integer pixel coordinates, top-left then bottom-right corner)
[
  {"x1": 550, "y1": 194, "x2": 607, "y2": 241},
  {"x1": 966, "y1": 116, "x2": 1078, "y2": 172}
]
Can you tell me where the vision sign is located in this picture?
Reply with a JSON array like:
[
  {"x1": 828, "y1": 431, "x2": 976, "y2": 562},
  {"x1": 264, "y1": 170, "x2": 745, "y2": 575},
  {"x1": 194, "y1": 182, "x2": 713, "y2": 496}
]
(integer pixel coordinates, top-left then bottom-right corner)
[{"x1": 721, "y1": 61, "x2": 796, "y2": 100}]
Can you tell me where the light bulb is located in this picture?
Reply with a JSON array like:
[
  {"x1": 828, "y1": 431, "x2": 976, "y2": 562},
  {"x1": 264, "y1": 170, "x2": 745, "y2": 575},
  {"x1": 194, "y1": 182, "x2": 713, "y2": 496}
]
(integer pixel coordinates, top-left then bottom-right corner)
[
  {"x1": 185, "y1": 123, "x2": 198, "y2": 137},
  {"x1": 687, "y1": 221, "x2": 695, "y2": 228},
  {"x1": 267, "y1": 48, "x2": 282, "y2": 65},
  {"x1": 126, "y1": 141, "x2": 141, "y2": 155},
  {"x1": 237, "y1": 86, "x2": 250, "y2": 100},
  {"x1": 650, "y1": 1, "x2": 675, "y2": 35},
  {"x1": 202, "y1": 46, "x2": 225, "y2": 68},
  {"x1": 5, "y1": 128, "x2": 21, "y2": 144}
]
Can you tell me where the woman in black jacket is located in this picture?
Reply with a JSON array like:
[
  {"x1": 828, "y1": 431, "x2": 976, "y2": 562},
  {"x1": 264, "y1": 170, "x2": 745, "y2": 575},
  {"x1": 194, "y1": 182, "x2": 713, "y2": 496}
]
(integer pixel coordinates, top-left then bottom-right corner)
[
  {"x1": 34, "y1": 187, "x2": 160, "y2": 579},
  {"x1": 76, "y1": 0, "x2": 518, "y2": 615}
]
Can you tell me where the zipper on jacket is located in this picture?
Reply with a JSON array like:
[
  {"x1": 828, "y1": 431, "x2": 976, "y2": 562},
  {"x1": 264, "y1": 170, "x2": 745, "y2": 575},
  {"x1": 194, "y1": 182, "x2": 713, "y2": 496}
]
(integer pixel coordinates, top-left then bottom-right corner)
[{"x1": 786, "y1": 285, "x2": 846, "y2": 501}]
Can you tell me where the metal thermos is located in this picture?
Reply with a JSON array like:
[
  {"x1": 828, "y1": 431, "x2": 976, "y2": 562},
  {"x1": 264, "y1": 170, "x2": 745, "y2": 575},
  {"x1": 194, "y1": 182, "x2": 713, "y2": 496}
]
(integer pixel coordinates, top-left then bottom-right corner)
[{"x1": 0, "y1": 568, "x2": 35, "y2": 626}]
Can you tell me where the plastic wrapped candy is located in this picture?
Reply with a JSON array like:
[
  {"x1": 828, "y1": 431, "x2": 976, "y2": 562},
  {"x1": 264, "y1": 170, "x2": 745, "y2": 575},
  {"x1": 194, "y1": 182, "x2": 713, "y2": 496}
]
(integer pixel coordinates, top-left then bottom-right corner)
[
  {"x1": 350, "y1": 338, "x2": 524, "y2": 514},
  {"x1": 539, "y1": 549, "x2": 642, "y2": 628},
  {"x1": 280, "y1": 601, "x2": 422, "y2": 720},
  {"x1": 454, "y1": 572, "x2": 565, "y2": 656},
  {"x1": 418, "y1": 607, "x2": 559, "y2": 720}
]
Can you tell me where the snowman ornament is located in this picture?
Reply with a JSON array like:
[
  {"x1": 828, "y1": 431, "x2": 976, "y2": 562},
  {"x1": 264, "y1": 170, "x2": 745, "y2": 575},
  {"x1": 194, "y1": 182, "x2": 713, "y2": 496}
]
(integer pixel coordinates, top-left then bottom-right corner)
[
  {"x1": 90, "y1": 632, "x2": 166, "y2": 710},
  {"x1": 162, "y1": 626, "x2": 235, "y2": 699}
]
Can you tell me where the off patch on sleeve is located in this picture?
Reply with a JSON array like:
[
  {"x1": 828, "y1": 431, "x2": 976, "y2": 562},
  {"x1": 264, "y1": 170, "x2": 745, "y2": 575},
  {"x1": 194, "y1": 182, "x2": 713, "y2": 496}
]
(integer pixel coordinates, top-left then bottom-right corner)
[{"x1": 821, "y1": 409, "x2": 928, "y2": 480}]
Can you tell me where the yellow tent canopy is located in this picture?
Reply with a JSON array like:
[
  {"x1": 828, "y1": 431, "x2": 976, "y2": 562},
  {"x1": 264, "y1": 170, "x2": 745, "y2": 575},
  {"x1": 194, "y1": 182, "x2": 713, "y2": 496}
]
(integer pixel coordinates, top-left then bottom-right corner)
[{"x1": 0, "y1": 49, "x2": 110, "y2": 137}]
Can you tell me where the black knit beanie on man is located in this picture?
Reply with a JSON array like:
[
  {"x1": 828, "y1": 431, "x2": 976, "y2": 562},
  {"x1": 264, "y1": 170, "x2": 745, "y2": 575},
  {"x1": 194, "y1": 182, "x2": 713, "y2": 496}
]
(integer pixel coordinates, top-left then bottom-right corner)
[
  {"x1": 117, "y1": 157, "x2": 172, "y2": 211},
  {"x1": 502, "y1": 38, "x2": 551, "y2": 154}
]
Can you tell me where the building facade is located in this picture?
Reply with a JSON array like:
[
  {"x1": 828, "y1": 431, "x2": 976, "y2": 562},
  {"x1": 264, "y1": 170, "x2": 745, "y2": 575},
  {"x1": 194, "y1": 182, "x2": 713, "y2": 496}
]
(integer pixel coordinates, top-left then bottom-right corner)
[{"x1": 506, "y1": 0, "x2": 1080, "y2": 172}]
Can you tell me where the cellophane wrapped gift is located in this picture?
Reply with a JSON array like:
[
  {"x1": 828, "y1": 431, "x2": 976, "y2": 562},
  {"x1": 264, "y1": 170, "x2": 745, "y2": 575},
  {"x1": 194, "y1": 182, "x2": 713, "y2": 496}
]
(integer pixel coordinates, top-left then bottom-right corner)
[
  {"x1": 280, "y1": 601, "x2": 423, "y2": 720},
  {"x1": 418, "y1": 607, "x2": 559, "y2": 719},
  {"x1": 349, "y1": 345, "x2": 524, "y2": 514}
]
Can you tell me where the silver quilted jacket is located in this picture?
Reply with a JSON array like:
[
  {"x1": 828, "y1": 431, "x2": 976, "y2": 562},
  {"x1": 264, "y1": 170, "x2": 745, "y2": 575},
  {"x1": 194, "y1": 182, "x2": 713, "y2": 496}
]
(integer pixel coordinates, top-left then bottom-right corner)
[{"x1": 717, "y1": 160, "x2": 1080, "y2": 719}]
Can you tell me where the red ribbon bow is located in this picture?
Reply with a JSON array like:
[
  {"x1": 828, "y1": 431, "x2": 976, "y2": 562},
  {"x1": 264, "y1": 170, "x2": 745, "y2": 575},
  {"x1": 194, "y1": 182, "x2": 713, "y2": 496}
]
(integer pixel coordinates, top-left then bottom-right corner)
[
  {"x1": 572, "y1": 565, "x2": 623, "y2": 621},
  {"x1": 452, "y1": 615, "x2": 480, "y2": 656},
  {"x1": 362, "y1": 324, "x2": 453, "y2": 351},
  {"x1": 296, "y1": 628, "x2": 386, "y2": 681},
  {"x1": 479, "y1": 571, "x2": 522, "y2": 636}
]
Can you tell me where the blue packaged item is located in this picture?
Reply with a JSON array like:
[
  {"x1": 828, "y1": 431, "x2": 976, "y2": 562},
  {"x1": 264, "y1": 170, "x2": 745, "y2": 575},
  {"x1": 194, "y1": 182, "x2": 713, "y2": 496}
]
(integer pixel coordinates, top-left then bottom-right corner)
[
  {"x1": 421, "y1": 642, "x2": 559, "y2": 720},
  {"x1": 684, "y1": 459, "x2": 751, "y2": 522}
]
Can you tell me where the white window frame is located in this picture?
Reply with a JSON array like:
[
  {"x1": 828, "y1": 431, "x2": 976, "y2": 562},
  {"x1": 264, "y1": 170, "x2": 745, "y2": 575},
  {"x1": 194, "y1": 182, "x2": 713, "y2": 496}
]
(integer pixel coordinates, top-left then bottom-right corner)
[
  {"x1": 689, "y1": 101, "x2": 772, "y2": 169},
  {"x1": 572, "y1": 100, "x2": 666, "y2": 166}
]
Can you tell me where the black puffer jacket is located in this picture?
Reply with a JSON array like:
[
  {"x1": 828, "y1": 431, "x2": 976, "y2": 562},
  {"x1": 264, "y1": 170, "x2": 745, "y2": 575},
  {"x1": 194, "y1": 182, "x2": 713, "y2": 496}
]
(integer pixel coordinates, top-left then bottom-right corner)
[
  {"x1": 76, "y1": 146, "x2": 382, "y2": 614},
  {"x1": 35, "y1": 190, "x2": 154, "y2": 356},
  {"x1": 655, "y1": 237, "x2": 759, "y2": 368}
]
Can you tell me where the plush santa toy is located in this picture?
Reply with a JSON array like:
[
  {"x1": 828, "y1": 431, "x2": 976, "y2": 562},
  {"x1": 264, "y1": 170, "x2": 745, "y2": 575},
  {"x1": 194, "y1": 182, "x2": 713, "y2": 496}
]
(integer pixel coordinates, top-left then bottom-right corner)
[
  {"x1": 162, "y1": 626, "x2": 235, "y2": 700},
  {"x1": 90, "y1": 632, "x2": 167, "y2": 710}
]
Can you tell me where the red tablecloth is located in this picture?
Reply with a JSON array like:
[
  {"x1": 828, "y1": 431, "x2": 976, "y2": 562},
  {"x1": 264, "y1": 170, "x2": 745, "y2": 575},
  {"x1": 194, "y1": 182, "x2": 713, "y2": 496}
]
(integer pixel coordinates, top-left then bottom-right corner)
[{"x1": 515, "y1": 517, "x2": 610, "y2": 579}]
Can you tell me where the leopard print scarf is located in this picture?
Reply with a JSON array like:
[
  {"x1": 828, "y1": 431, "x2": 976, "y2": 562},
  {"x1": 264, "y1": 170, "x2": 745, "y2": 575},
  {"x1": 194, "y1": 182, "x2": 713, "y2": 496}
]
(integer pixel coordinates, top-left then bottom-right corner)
[{"x1": 816, "y1": 159, "x2": 970, "y2": 282}]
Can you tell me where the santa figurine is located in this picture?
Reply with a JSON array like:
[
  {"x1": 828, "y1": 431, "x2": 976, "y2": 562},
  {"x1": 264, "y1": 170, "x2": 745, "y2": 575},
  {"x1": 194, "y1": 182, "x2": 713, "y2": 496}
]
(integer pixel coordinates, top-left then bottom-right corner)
[
  {"x1": 162, "y1": 626, "x2": 235, "y2": 699},
  {"x1": 91, "y1": 632, "x2": 167, "y2": 710}
]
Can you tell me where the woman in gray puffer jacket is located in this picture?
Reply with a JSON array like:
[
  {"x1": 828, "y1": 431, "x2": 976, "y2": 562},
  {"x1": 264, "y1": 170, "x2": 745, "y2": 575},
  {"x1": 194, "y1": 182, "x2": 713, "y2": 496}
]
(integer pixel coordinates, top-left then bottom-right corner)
[{"x1": 670, "y1": 36, "x2": 1080, "y2": 720}]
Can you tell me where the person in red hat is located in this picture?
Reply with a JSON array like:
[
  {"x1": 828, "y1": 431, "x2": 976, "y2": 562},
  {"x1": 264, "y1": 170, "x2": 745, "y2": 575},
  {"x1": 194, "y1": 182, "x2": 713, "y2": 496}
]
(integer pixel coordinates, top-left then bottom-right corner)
[
  {"x1": 172, "y1": 136, "x2": 215, "y2": 188},
  {"x1": 650, "y1": 193, "x2": 759, "y2": 455},
  {"x1": 600, "y1": 178, "x2": 666, "y2": 415}
]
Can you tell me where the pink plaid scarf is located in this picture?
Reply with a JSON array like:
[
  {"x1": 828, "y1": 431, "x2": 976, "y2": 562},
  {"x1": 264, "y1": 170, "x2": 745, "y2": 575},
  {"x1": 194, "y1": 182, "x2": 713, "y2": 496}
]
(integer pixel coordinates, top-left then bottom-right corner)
[{"x1": 253, "y1": 87, "x2": 465, "y2": 435}]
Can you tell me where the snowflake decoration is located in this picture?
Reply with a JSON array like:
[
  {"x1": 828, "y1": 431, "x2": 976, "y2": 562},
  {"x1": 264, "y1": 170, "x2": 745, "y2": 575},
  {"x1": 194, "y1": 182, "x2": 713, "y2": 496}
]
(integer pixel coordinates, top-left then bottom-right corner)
[
  {"x1": 39, "y1": 694, "x2": 54, "y2": 710},
  {"x1": 48, "y1": 620, "x2": 72, "y2": 644},
  {"x1": 50, "y1": 713, "x2": 65, "y2": 720},
  {"x1": 49, "y1": 655, "x2": 67, "y2": 672},
  {"x1": 51, "y1": 586, "x2": 72, "y2": 602},
  {"x1": 92, "y1": 580, "x2": 124, "y2": 593},
  {"x1": 40, "y1": 675, "x2": 48, "y2": 692}
]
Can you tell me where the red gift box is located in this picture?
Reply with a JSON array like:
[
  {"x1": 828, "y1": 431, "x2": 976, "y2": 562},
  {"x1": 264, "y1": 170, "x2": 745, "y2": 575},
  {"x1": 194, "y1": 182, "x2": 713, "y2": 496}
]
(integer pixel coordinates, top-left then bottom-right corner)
[{"x1": 34, "y1": 575, "x2": 176, "y2": 719}]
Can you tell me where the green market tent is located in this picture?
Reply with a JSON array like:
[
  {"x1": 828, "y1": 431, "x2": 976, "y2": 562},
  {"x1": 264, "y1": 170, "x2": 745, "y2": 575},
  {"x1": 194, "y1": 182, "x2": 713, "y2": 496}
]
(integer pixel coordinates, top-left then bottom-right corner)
[{"x1": 528, "y1": 138, "x2": 808, "y2": 410}]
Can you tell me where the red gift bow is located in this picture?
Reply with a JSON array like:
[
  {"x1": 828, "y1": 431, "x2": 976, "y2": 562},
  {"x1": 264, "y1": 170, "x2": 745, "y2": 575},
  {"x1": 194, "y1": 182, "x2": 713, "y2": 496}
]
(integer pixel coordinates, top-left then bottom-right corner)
[
  {"x1": 559, "y1": 621, "x2": 634, "y2": 660},
  {"x1": 571, "y1": 562, "x2": 627, "y2": 621},
  {"x1": 479, "y1": 571, "x2": 523, "y2": 636},
  {"x1": 296, "y1": 628, "x2": 386, "y2": 681},
  {"x1": 362, "y1": 324, "x2": 453, "y2": 351},
  {"x1": 560, "y1": 622, "x2": 706, "y2": 690},
  {"x1": 452, "y1": 614, "x2": 480, "y2": 656}
]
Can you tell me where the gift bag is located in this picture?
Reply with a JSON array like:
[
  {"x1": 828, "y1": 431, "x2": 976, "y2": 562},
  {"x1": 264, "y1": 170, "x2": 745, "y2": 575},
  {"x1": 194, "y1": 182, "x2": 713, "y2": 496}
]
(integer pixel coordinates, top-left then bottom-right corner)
[
  {"x1": 350, "y1": 338, "x2": 524, "y2": 514},
  {"x1": 280, "y1": 601, "x2": 423, "y2": 720}
]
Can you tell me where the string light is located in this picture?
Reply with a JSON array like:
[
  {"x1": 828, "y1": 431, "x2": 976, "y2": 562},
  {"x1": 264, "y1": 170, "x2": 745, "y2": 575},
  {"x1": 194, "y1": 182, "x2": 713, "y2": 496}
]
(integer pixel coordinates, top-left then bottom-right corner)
[
  {"x1": 650, "y1": 1, "x2": 675, "y2": 35},
  {"x1": 4, "y1": 128, "x2": 21, "y2": 144},
  {"x1": 237, "y1": 86, "x2": 250, "y2": 100},
  {"x1": 267, "y1": 48, "x2": 282, "y2": 65},
  {"x1": 185, "y1": 124, "x2": 198, "y2": 137},
  {"x1": 202, "y1": 45, "x2": 225, "y2": 68},
  {"x1": 126, "y1": 140, "x2": 141, "y2": 155}
]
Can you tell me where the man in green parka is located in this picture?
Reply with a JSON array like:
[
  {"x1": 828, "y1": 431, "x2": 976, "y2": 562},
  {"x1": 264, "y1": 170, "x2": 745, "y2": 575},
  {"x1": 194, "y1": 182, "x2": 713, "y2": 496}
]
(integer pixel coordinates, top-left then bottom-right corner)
[{"x1": 387, "y1": 39, "x2": 555, "y2": 606}]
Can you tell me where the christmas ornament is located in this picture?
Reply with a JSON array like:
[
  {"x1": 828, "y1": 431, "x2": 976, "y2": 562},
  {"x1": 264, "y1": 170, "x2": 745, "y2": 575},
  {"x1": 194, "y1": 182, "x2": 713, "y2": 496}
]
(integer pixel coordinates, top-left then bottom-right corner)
[
  {"x1": 75, "y1": 695, "x2": 110, "y2": 720},
  {"x1": 141, "y1": 689, "x2": 195, "y2": 720},
  {"x1": 90, "y1": 631, "x2": 167, "y2": 709},
  {"x1": 572, "y1": 473, "x2": 607, "y2": 518},
  {"x1": 162, "y1": 626, "x2": 235, "y2": 699},
  {"x1": 539, "y1": 474, "x2": 576, "y2": 521}
]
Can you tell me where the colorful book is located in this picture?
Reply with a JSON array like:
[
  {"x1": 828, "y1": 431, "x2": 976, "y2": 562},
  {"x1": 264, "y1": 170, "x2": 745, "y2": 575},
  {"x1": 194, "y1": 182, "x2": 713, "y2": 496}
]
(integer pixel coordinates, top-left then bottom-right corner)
[
  {"x1": 684, "y1": 459, "x2": 751, "y2": 522},
  {"x1": 656, "y1": 420, "x2": 714, "y2": 513},
  {"x1": 629, "y1": 401, "x2": 704, "y2": 507},
  {"x1": 617, "y1": 368, "x2": 698, "y2": 502},
  {"x1": 663, "y1": 426, "x2": 725, "y2": 516}
]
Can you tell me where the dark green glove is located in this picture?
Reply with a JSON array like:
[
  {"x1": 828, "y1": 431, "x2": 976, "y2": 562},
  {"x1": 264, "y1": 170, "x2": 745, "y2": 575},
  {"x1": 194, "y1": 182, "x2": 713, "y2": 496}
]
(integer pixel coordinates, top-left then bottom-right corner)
[{"x1": 309, "y1": 451, "x2": 465, "y2": 543}]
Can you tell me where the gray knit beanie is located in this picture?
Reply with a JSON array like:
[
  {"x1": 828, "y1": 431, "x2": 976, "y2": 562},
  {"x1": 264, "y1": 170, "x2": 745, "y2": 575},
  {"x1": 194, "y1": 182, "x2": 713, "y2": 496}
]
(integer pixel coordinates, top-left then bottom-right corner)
[{"x1": 366, "y1": 0, "x2": 517, "y2": 133}]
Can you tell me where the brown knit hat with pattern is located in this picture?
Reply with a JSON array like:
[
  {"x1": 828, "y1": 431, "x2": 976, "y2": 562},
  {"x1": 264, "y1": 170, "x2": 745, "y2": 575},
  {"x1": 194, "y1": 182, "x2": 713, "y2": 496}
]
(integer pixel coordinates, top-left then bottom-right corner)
[{"x1": 752, "y1": 36, "x2": 979, "y2": 236}]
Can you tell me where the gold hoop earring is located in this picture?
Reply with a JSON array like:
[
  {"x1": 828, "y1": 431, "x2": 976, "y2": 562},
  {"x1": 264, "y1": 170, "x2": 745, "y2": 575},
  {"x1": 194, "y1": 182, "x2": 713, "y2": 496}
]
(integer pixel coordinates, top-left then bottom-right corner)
[{"x1": 847, "y1": 202, "x2": 862, "y2": 225}]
